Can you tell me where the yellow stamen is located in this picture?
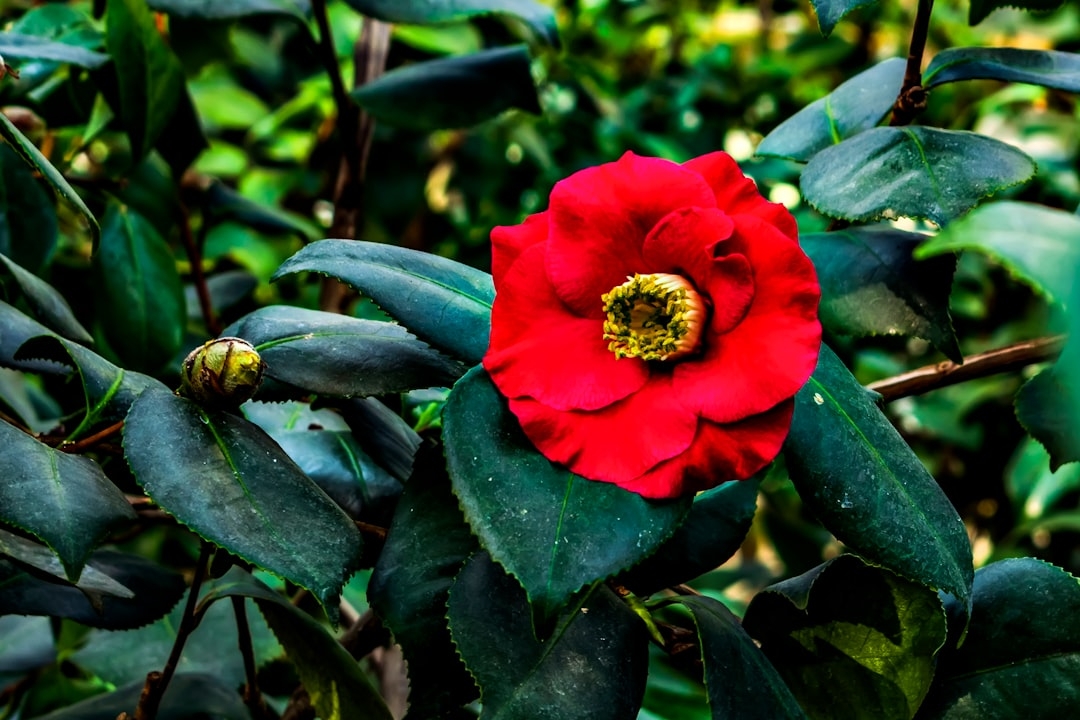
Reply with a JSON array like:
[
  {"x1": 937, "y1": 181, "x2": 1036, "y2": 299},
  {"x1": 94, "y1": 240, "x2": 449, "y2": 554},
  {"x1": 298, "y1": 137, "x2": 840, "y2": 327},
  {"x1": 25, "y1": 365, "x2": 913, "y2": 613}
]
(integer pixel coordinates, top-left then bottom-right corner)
[{"x1": 602, "y1": 273, "x2": 705, "y2": 361}]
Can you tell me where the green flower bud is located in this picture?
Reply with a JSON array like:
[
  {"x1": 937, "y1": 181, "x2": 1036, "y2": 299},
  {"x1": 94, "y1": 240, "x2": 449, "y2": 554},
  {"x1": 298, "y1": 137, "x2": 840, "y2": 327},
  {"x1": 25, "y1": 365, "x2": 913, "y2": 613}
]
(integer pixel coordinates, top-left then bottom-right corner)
[{"x1": 180, "y1": 337, "x2": 266, "y2": 409}]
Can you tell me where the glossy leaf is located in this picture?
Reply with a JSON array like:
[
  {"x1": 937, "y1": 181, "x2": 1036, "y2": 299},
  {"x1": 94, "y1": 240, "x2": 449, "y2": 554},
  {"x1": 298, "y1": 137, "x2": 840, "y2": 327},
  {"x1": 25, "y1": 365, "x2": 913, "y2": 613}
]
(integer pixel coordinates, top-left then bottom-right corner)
[
  {"x1": 147, "y1": 0, "x2": 309, "y2": 20},
  {"x1": 0, "y1": 144, "x2": 58, "y2": 274},
  {"x1": 342, "y1": 0, "x2": 558, "y2": 46},
  {"x1": 0, "y1": 112, "x2": 99, "y2": 245},
  {"x1": 1005, "y1": 437, "x2": 1080, "y2": 519},
  {"x1": 0, "y1": 529, "x2": 132, "y2": 598},
  {"x1": 337, "y1": 396, "x2": 422, "y2": 482},
  {"x1": 0, "y1": 419, "x2": 135, "y2": 580},
  {"x1": 678, "y1": 595, "x2": 807, "y2": 720},
  {"x1": 925, "y1": 47, "x2": 1080, "y2": 92},
  {"x1": 969, "y1": 0, "x2": 1066, "y2": 25},
  {"x1": 800, "y1": 127, "x2": 1036, "y2": 226},
  {"x1": 0, "y1": 33, "x2": 108, "y2": 67},
  {"x1": 369, "y1": 463, "x2": 481, "y2": 717},
  {"x1": 224, "y1": 305, "x2": 462, "y2": 399},
  {"x1": 200, "y1": 568, "x2": 393, "y2": 720},
  {"x1": 106, "y1": 0, "x2": 187, "y2": 161},
  {"x1": 620, "y1": 479, "x2": 759, "y2": 596},
  {"x1": 352, "y1": 45, "x2": 541, "y2": 131},
  {"x1": 783, "y1": 345, "x2": 974, "y2": 610},
  {"x1": 809, "y1": 0, "x2": 882, "y2": 36},
  {"x1": 447, "y1": 552, "x2": 649, "y2": 719},
  {"x1": 93, "y1": 203, "x2": 185, "y2": 373},
  {"x1": 0, "y1": 254, "x2": 91, "y2": 343},
  {"x1": 742, "y1": 555, "x2": 946, "y2": 720},
  {"x1": 757, "y1": 58, "x2": 904, "y2": 162},
  {"x1": 123, "y1": 386, "x2": 362, "y2": 607},
  {"x1": 802, "y1": 227, "x2": 961, "y2": 361},
  {"x1": 920, "y1": 558, "x2": 1080, "y2": 718},
  {"x1": 443, "y1": 367, "x2": 692, "y2": 630},
  {"x1": 272, "y1": 239, "x2": 495, "y2": 365},
  {"x1": 0, "y1": 301, "x2": 64, "y2": 374},
  {"x1": 914, "y1": 201, "x2": 1080, "y2": 305},
  {"x1": 34, "y1": 673, "x2": 252, "y2": 720}
]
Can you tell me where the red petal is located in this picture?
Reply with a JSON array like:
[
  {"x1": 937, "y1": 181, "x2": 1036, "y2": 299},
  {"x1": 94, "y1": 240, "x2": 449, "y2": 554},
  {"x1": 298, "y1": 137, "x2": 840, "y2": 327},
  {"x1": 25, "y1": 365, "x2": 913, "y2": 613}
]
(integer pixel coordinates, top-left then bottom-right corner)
[
  {"x1": 617, "y1": 401, "x2": 795, "y2": 499},
  {"x1": 484, "y1": 243, "x2": 649, "y2": 411},
  {"x1": 673, "y1": 214, "x2": 821, "y2": 424},
  {"x1": 641, "y1": 207, "x2": 736, "y2": 289},
  {"x1": 684, "y1": 152, "x2": 798, "y2": 242},
  {"x1": 510, "y1": 377, "x2": 698, "y2": 484},
  {"x1": 491, "y1": 212, "x2": 548, "y2": 291},
  {"x1": 545, "y1": 152, "x2": 716, "y2": 317}
]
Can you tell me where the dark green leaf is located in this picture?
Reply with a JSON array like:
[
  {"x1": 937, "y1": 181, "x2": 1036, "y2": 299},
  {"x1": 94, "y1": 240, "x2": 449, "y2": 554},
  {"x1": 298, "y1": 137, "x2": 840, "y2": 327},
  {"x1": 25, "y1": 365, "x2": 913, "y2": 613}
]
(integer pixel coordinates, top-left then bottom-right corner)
[
  {"x1": 783, "y1": 345, "x2": 974, "y2": 610},
  {"x1": 0, "y1": 112, "x2": 99, "y2": 246},
  {"x1": 185, "y1": 270, "x2": 258, "y2": 321},
  {"x1": 1005, "y1": 437, "x2": 1080, "y2": 519},
  {"x1": 443, "y1": 367, "x2": 692, "y2": 630},
  {"x1": 0, "y1": 616, "x2": 55, "y2": 678},
  {"x1": 620, "y1": 479, "x2": 759, "y2": 596},
  {"x1": 969, "y1": 0, "x2": 1066, "y2": 26},
  {"x1": 93, "y1": 203, "x2": 185, "y2": 373},
  {"x1": 0, "y1": 419, "x2": 135, "y2": 579},
  {"x1": 678, "y1": 595, "x2": 807, "y2": 720},
  {"x1": 123, "y1": 386, "x2": 362, "y2": 607},
  {"x1": 1016, "y1": 363, "x2": 1080, "y2": 470},
  {"x1": 0, "y1": 33, "x2": 108, "y2": 67},
  {"x1": 203, "y1": 180, "x2": 316, "y2": 239},
  {"x1": 0, "y1": 253, "x2": 90, "y2": 343},
  {"x1": 224, "y1": 305, "x2": 463, "y2": 399},
  {"x1": 757, "y1": 58, "x2": 904, "y2": 162},
  {"x1": 34, "y1": 673, "x2": 253, "y2": 720},
  {"x1": 802, "y1": 227, "x2": 961, "y2": 361},
  {"x1": 925, "y1": 47, "x2": 1080, "y2": 92},
  {"x1": 338, "y1": 397, "x2": 422, "y2": 482},
  {"x1": 0, "y1": 144, "x2": 58, "y2": 274},
  {"x1": 106, "y1": 0, "x2": 188, "y2": 161},
  {"x1": 800, "y1": 127, "x2": 1036, "y2": 226},
  {"x1": 352, "y1": 45, "x2": 541, "y2": 131},
  {"x1": 914, "y1": 201, "x2": 1080, "y2": 304},
  {"x1": 342, "y1": 0, "x2": 558, "y2": 47},
  {"x1": 742, "y1": 555, "x2": 946, "y2": 720},
  {"x1": 153, "y1": 88, "x2": 209, "y2": 176},
  {"x1": 147, "y1": 0, "x2": 309, "y2": 20},
  {"x1": 447, "y1": 552, "x2": 649, "y2": 719},
  {"x1": 0, "y1": 528, "x2": 132, "y2": 598},
  {"x1": 0, "y1": 300, "x2": 65, "y2": 373},
  {"x1": 369, "y1": 461, "x2": 480, "y2": 717},
  {"x1": 200, "y1": 568, "x2": 393, "y2": 720},
  {"x1": 920, "y1": 558, "x2": 1080, "y2": 718},
  {"x1": 272, "y1": 239, "x2": 495, "y2": 365},
  {"x1": 809, "y1": 0, "x2": 882, "y2": 36}
]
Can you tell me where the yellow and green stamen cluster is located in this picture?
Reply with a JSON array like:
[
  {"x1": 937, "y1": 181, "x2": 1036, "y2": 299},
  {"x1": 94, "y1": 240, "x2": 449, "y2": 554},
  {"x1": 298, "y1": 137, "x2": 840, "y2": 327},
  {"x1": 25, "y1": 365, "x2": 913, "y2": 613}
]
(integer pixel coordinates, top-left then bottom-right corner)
[{"x1": 602, "y1": 273, "x2": 706, "y2": 361}]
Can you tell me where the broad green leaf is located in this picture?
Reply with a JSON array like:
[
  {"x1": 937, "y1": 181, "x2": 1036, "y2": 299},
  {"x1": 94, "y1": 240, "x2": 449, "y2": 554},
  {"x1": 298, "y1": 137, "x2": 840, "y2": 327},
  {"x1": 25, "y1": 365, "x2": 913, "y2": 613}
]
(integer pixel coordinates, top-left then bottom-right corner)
[
  {"x1": 810, "y1": 0, "x2": 882, "y2": 36},
  {"x1": 0, "y1": 253, "x2": 91, "y2": 343},
  {"x1": 1006, "y1": 437, "x2": 1080, "y2": 519},
  {"x1": 969, "y1": 0, "x2": 1066, "y2": 25},
  {"x1": 925, "y1": 47, "x2": 1080, "y2": 92},
  {"x1": 0, "y1": 300, "x2": 65, "y2": 374},
  {"x1": 337, "y1": 396, "x2": 422, "y2": 482},
  {"x1": 0, "y1": 33, "x2": 108, "y2": 67},
  {"x1": 757, "y1": 58, "x2": 904, "y2": 162},
  {"x1": 342, "y1": 0, "x2": 558, "y2": 47},
  {"x1": 800, "y1": 127, "x2": 1036, "y2": 226},
  {"x1": 0, "y1": 419, "x2": 135, "y2": 580},
  {"x1": 272, "y1": 239, "x2": 495, "y2": 365},
  {"x1": 351, "y1": 45, "x2": 541, "y2": 131},
  {"x1": 0, "y1": 545, "x2": 187, "y2": 631},
  {"x1": 678, "y1": 595, "x2": 807, "y2": 720},
  {"x1": 447, "y1": 552, "x2": 649, "y2": 719},
  {"x1": 185, "y1": 270, "x2": 258, "y2": 321},
  {"x1": 106, "y1": 0, "x2": 187, "y2": 161},
  {"x1": 123, "y1": 386, "x2": 362, "y2": 607},
  {"x1": 93, "y1": 203, "x2": 185, "y2": 373},
  {"x1": 0, "y1": 112, "x2": 99, "y2": 245},
  {"x1": 0, "y1": 528, "x2": 132, "y2": 598},
  {"x1": 223, "y1": 305, "x2": 463, "y2": 399},
  {"x1": 783, "y1": 345, "x2": 974, "y2": 610},
  {"x1": 369, "y1": 464, "x2": 480, "y2": 717},
  {"x1": 443, "y1": 367, "x2": 692, "y2": 630},
  {"x1": 147, "y1": 0, "x2": 309, "y2": 20},
  {"x1": 1016, "y1": 361, "x2": 1080, "y2": 470},
  {"x1": 203, "y1": 180, "x2": 317, "y2": 239},
  {"x1": 920, "y1": 558, "x2": 1080, "y2": 718},
  {"x1": 742, "y1": 555, "x2": 946, "y2": 720},
  {"x1": 0, "y1": 616, "x2": 55, "y2": 678},
  {"x1": 0, "y1": 144, "x2": 58, "y2": 274},
  {"x1": 914, "y1": 201, "x2": 1080, "y2": 305},
  {"x1": 620, "y1": 479, "x2": 759, "y2": 596},
  {"x1": 199, "y1": 568, "x2": 392, "y2": 720},
  {"x1": 802, "y1": 227, "x2": 961, "y2": 362},
  {"x1": 34, "y1": 673, "x2": 252, "y2": 720}
]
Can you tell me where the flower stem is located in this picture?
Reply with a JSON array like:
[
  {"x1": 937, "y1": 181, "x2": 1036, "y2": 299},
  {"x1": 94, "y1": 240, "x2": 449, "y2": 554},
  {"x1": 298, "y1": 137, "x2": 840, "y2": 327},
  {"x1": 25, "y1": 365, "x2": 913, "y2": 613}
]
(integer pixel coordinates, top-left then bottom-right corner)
[
  {"x1": 232, "y1": 596, "x2": 271, "y2": 718},
  {"x1": 179, "y1": 201, "x2": 220, "y2": 336},
  {"x1": 890, "y1": 0, "x2": 934, "y2": 126}
]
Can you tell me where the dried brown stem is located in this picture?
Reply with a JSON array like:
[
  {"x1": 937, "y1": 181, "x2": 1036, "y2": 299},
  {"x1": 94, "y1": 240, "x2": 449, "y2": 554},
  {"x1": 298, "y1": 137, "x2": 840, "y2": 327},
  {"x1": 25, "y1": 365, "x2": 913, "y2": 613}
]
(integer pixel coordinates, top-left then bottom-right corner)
[
  {"x1": 867, "y1": 335, "x2": 1065, "y2": 403},
  {"x1": 59, "y1": 420, "x2": 123, "y2": 454}
]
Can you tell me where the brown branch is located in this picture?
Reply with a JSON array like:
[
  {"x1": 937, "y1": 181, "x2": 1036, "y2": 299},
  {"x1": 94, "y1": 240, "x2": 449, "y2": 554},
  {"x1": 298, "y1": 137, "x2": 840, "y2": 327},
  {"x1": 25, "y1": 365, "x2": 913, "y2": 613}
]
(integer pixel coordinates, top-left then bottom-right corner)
[
  {"x1": 179, "y1": 201, "x2": 221, "y2": 336},
  {"x1": 867, "y1": 335, "x2": 1065, "y2": 403},
  {"x1": 0, "y1": 408, "x2": 31, "y2": 434},
  {"x1": 233, "y1": 596, "x2": 272, "y2": 719},
  {"x1": 58, "y1": 420, "x2": 123, "y2": 454},
  {"x1": 890, "y1": 0, "x2": 934, "y2": 126}
]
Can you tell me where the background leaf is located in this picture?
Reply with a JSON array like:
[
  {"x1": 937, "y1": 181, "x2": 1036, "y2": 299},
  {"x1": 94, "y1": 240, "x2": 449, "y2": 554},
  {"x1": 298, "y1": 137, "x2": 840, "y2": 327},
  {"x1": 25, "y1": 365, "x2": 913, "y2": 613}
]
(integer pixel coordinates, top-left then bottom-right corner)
[
  {"x1": 968, "y1": 0, "x2": 1066, "y2": 26},
  {"x1": 925, "y1": 47, "x2": 1080, "y2": 92},
  {"x1": 809, "y1": 0, "x2": 882, "y2": 36},
  {"x1": 0, "y1": 33, "x2": 108, "y2": 67},
  {"x1": 0, "y1": 144, "x2": 58, "y2": 274},
  {"x1": 800, "y1": 127, "x2": 1036, "y2": 226},
  {"x1": 34, "y1": 673, "x2": 253, "y2": 720},
  {"x1": 0, "y1": 253, "x2": 91, "y2": 343},
  {"x1": 342, "y1": 0, "x2": 559, "y2": 46},
  {"x1": 147, "y1": 0, "x2": 309, "y2": 20}
]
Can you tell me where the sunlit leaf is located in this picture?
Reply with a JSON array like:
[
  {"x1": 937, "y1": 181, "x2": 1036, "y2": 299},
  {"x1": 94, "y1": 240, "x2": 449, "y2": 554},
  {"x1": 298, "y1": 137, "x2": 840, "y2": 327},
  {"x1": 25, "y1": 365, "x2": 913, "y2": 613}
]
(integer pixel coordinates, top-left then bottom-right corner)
[{"x1": 925, "y1": 47, "x2": 1080, "y2": 92}]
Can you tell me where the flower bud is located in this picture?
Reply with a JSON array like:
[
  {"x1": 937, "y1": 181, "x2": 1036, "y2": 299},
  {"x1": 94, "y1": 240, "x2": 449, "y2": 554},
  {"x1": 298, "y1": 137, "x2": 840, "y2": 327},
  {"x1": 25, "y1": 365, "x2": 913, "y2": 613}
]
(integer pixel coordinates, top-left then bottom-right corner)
[{"x1": 180, "y1": 337, "x2": 266, "y2": 409}]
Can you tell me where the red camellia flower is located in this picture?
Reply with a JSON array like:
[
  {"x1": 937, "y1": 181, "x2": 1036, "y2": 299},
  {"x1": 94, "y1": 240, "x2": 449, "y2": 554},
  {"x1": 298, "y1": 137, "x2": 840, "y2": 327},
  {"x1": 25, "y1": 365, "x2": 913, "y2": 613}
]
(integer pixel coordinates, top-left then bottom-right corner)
[{"x1": 483, "y1": 152, "x2": 822, "y2": 499}]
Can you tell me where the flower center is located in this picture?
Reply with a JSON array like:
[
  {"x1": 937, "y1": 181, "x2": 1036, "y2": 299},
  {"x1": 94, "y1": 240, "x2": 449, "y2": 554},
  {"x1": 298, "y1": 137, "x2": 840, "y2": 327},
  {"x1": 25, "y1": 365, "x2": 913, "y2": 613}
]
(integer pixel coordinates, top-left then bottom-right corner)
[{"x1": 602, "y1": 273, "x2": 706, "y2": 361}]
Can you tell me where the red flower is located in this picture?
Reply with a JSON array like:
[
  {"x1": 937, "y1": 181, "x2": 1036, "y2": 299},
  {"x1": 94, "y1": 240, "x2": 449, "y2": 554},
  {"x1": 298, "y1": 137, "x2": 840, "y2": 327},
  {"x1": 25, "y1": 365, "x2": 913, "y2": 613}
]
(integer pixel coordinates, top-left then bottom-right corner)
[{"x1": 483, "y1": 152, "x2": 821, "y2": 499}]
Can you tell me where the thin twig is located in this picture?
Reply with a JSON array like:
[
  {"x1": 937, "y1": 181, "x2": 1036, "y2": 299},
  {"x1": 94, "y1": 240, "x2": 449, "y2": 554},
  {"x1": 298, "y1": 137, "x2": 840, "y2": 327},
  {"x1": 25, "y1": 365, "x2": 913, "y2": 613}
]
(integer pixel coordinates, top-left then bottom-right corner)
[
  {"x1": 0, "y1": 408, "x2": 31, "y2": 434},
  {"x1": 179, "y1": 201, "x2": 221, "y2": 336},
  {"x1": 890, "y1": 0, "x2": 934, "y2": 126},
  {"x1": 58, "y1": 420, "x2": 123, "y2": 453},
  {"x1": 867, "y1": 335, "x2": 1065, "y2": 403},
  {"x1": 233, "y1": 596, "x2": 271, "y2": 718},
  {"x1": 356, "y1": 520, "x2": 388, "y2": 541}
]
